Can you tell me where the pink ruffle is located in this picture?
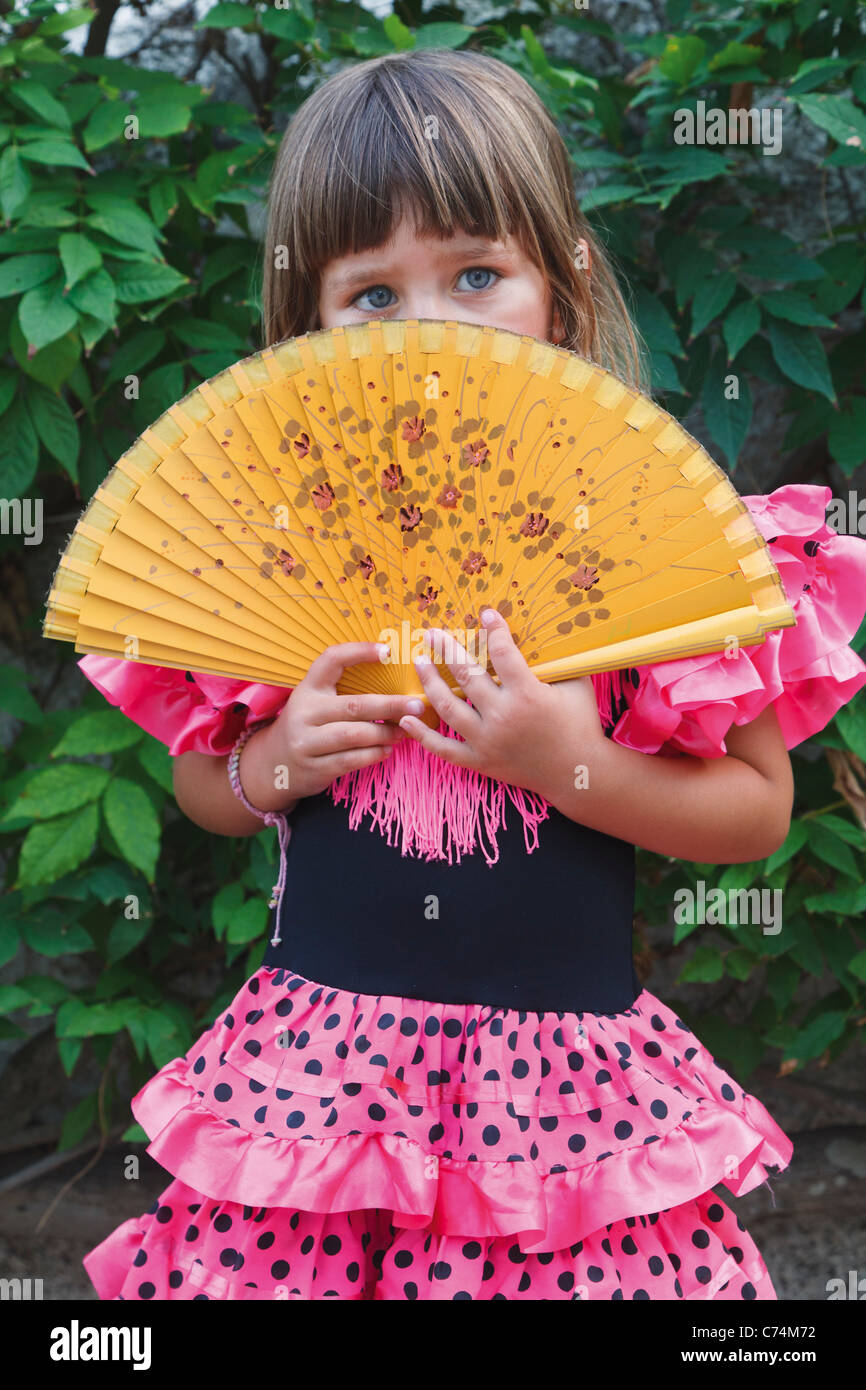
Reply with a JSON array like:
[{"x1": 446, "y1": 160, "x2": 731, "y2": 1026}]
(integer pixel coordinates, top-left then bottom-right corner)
[
  {"x1": 612, "y1": 484, "x2": 866, "y2": 758},
  {"x1": 76, "y1": 654, "x2": 291, "y2": 757},
  {"x1": 127, "y1": 966, "x2": 793, "y2": 1257}
]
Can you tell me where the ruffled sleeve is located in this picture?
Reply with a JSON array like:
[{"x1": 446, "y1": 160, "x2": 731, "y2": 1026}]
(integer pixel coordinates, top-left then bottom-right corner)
[
  {"x1": 608, "y1": 484, "x2": 866, "y2": 759},
  {"x1": 77, "y1": 655, "x2": 292, "y2": 757}
]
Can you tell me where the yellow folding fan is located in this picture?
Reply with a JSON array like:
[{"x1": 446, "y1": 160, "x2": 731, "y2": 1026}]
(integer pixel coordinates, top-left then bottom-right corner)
[{"x1": 43, "y1": 318, "x2": 796, "y2": 726}]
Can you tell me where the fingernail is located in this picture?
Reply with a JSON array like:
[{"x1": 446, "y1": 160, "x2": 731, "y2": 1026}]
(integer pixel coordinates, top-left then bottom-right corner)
[
  {"x1": 406, "y1": 699, "x2": 425, "y2": 714},
  {"x1": 480, "y1": 608, "x2": 497, "y2": 626},
  {"x1": 414, "y1": 656, "x2": 432, "y2": 668}
]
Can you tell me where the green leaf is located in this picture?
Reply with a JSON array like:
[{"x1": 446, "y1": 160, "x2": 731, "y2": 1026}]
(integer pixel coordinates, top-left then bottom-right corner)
[
  {"x1": 148, "y1": 176, "x2": 177, "y2": 227},
  {"x1": 197, "y1": 1, "x2": 253, "y2": 26},
  {"x1": 18, "y1": 140, "x2": 94, "y2": 173},
  {"x1": 807, "y1": 821, "x2": 859, "y2": 878},
  {"x1": 58, "y1": 1037, "x2": 83, "y2": 1078},
  {"x1": 814, "y1": 813, "x2": 865, "y2": 849},
  {"x1": 18, "y1": 276, "x2": 78, "y2": 351},
  {"x1": 671, "y1": 245, "x2": 716, "y2": 310},
  {"x1": 763, "y1": 819, "x2": 809, "y2": 874},
  {"x1": 708, "y1": 42, "x2": 763, "y2": 70},
  {"x1": 0, "y1": 665, "x2": 42, "y2": 722},
  {"x1": 113, "y1": 260, "x2": 189, "y2": 304},
  {"x1": 782, "y1": 1010, "x2": 847, "y2": 1063},
  {"x1": 0, "y1": 252, "x2": 58, "y2": 298},
  {"x1": 56, "y1": 998, "x2": 132, "y2": 1038},
  {"x1": 848, "y1": 950, "x2": 866, "y2": 983},
  {"x1": 804, "y1": 882, "x2": 866, "y2": 915},
  {"x1": 384, "y1": 13, "x2": 414, "y2": 50},
  {"x1": 1, "y1": 763, "x2": 109, "y2": 823},
  {"x1": 212, "y1": 880, "x2": 245, "y2": 941},
  {"x1": 0, "y1": 983, "x2": 31, "y2": 1012},
  {"x1": 0, "y1": 147, "x2": 31, "y2": 220},
  {"x1": 136, "y1": 96, "x2": 194, "y2": 139},
  {"x1": 690, "y1": 271, "x2": 737, "y2": 338},
  {"x1": 225, "y1": 896, "x2": 269, "y2": 945},
  {"x1": 414, "y1": 23, "x2": 475, "y2": 50},
  {"x1": 580, "y1": 182, "x2": 644, "y2": 211},
  {"x1": 741, "y1": 252, "x2": 825, "y2": 283},
  {"x1": 58, "y1": 232, "x2": 103, "y2": 290},
  {"x1": 106, "y1": 914, "x2": 150, "y2": 964},
  {"x1": 725, "y1": 947, "x2": 758, "y2": 981},
  {"x1": 760, "y1": 289, "x2": 835, "y2": 328},
  {"x1": 632, "y1": 288, "x2": 682, "y2": 357},
  {"x1": 834, "y1": 701, "x2": 866, "y2": 760},
  {"x1": 10, "y1": 318, "x2": 81, "y2": 390},
  {"x1": 0, "y1": 368, "x2": 14, "y2": 416},
  {"x1": 701, "y1": 358, "x2": 753, "y2": 467},
  {"x1": 723, "y1": 299, "x2": 761, "y2": 360},
  {"x1": 67, "y1": 267, "x2": 117, "y2": 325},
  {"x1": 658, "y1": 35, "x2": 706, "y2": 86},
  {"x1": 17, "y1": 804, "x2": 100, "y2": 888},
  {"x1": 137, "y1": 738, "x2": 174, "y2": 793},
  {"x1": 59, "y1": 1092, "x2": 97, "y2": 1151},
  {"x1": 171, "y1": 317, "x2": 248, "y2": 351},
  {"x1": 19, "y1": 900, "x2": 92, "y2": 956},
  {"x1": 814, "y1": 242, "x2": 864, "y2": 316},
  {"x1": 677, "y1": 945, "x2": 724, "y2": 984},
  {"x1": 52, "y1": 711, "x2": 143, "y2": 757},
  {"x1": 86, "y1": 197, "x2": 162, "y2": 257},
  {"x1": 103, "y1": 328, "x2": 166, "y2": 387},
  {"x1": 82, "y1": 102, "x2": 128, "y2": 152},
  {"x1": 25, "y1": 379, "x2": 80, "y2": 472},
  {"x1": 10, "y1": 79, "x2": 71, "y2": 130},
  {"x1": 102, "y1": 778, "x2": 161, "y2": 881},
  {"x1": 793, "y1": 94, "x2": 866, "y2": 155},
  {"x1": 0, "y1": 395, "x2": 39, "y2": 498},
  {"x1": 766, "y1": 319, "x2": 835, "y2": 401},
  {"x1": 766, "y1": 956, "x2": 800, "y2": 1012},
  {"x1": 828, "y1": 398, "x2": 866, "y2": 475}
]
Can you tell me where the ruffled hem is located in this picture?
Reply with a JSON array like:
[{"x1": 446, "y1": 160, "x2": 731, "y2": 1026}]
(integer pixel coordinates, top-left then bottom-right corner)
[
  {"x1": 76, "y1": 654, "x2": 290, "y2": 757},
  {"x1": 612, "y1": 484, "x2": 866, "y2": 758},
  {"x1": 133, "y1": 1064, "x2": 789, "y2": 1256},
  {"x1": 122, "y1": 966, "x2": 792, "y2": 1257},
  {"x1": 84, "y1": 1181, "x2": 772, "y2": 1301}
]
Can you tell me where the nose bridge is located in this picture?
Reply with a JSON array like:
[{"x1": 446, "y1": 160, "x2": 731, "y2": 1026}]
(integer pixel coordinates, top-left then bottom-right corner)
[{"x1": 403, "y1": 288, "x2": 449, "y2": 320}]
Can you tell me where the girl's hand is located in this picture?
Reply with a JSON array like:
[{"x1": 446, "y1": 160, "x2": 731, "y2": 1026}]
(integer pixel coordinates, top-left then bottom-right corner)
[
  {"x1": 247, "y1": 641, "x2": 426, "y2": 804},
  {"x1": 396, "y1": 609, "x2": 607, "y2": 796}
]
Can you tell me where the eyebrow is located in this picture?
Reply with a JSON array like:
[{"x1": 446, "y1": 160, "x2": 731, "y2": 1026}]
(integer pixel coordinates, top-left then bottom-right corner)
[{"x1": 326, "y1": 244, "x2": 515, "y2": 294}]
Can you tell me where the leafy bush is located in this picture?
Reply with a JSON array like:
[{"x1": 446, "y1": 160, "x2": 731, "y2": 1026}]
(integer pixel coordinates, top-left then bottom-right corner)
[{"x1": 1, "y1": 0, "x2": 864, "y2": 1155}]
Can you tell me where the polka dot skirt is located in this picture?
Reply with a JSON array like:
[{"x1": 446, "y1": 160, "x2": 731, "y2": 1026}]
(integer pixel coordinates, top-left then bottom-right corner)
[{"x1": 83, "y1": 966, "x2": 790, "y2": 1301}]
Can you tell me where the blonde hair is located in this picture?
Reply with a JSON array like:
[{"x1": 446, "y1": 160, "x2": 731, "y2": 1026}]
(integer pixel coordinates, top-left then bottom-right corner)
[{"x1": 262, "y1": 48, "x2": 648, "y2": 392}]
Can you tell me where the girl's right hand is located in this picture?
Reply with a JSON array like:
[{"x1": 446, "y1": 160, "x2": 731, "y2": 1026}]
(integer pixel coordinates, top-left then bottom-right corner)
[{"x1": 245, "y1": 641, "x2": 427, "y2": 804}]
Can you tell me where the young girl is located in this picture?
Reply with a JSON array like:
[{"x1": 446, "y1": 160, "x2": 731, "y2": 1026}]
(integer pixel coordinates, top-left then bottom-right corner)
[{"x1": 76, "y1": 50, "x2": 866, "y2": 1301}]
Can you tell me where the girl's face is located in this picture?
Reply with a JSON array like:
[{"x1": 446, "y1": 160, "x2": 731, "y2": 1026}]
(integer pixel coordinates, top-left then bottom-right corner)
[{"x1": 317, "y1": 211, "x2": 569, "y2": 345}]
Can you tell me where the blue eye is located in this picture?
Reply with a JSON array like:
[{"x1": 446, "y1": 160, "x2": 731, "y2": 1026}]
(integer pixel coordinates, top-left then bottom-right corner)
[
  {"x1": 354, "y1": 285, "x2": 395, "y2": 311},
  {"x1": 457, "y1": 267, "x2": 499, "y2": 291}
]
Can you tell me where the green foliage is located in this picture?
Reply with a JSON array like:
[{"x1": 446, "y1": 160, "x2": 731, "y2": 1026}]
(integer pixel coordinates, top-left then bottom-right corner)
[{"x1": 1, "y1": 0, "x2": 865, "y2": 1155}]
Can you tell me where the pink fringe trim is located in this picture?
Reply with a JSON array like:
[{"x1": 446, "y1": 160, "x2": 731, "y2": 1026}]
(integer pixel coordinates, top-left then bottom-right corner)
[{"x1": 327, "y1": 668, "x2": 628, "y2": 866}]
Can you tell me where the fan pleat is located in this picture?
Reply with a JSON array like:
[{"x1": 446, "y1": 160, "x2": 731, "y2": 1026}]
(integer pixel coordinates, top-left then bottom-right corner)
[{"x1": 43, "y1": 319, "x2": 796, "y2": 706}]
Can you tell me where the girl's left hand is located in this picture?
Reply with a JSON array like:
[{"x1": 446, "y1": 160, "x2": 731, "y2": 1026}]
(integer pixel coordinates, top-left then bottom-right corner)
[{"x1": 397, "y1": 607, "x2": 607, "y2": 797}]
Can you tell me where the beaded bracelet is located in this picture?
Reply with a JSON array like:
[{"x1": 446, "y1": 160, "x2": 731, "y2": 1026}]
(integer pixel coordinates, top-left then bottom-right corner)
[{"x1": 228, "y1": 719, "x2": 291, "y2": 947}]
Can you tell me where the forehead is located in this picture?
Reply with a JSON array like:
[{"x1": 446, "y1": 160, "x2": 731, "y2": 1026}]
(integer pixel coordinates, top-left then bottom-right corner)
[{"x1": 321, "y1": 223, "x2": 523, "y2": 288}]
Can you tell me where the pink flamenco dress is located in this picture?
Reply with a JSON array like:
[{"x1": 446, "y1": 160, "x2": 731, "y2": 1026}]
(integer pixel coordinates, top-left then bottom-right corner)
[{"x1": 77, "y1": 485, "x2": 866, "y2": 1301}]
